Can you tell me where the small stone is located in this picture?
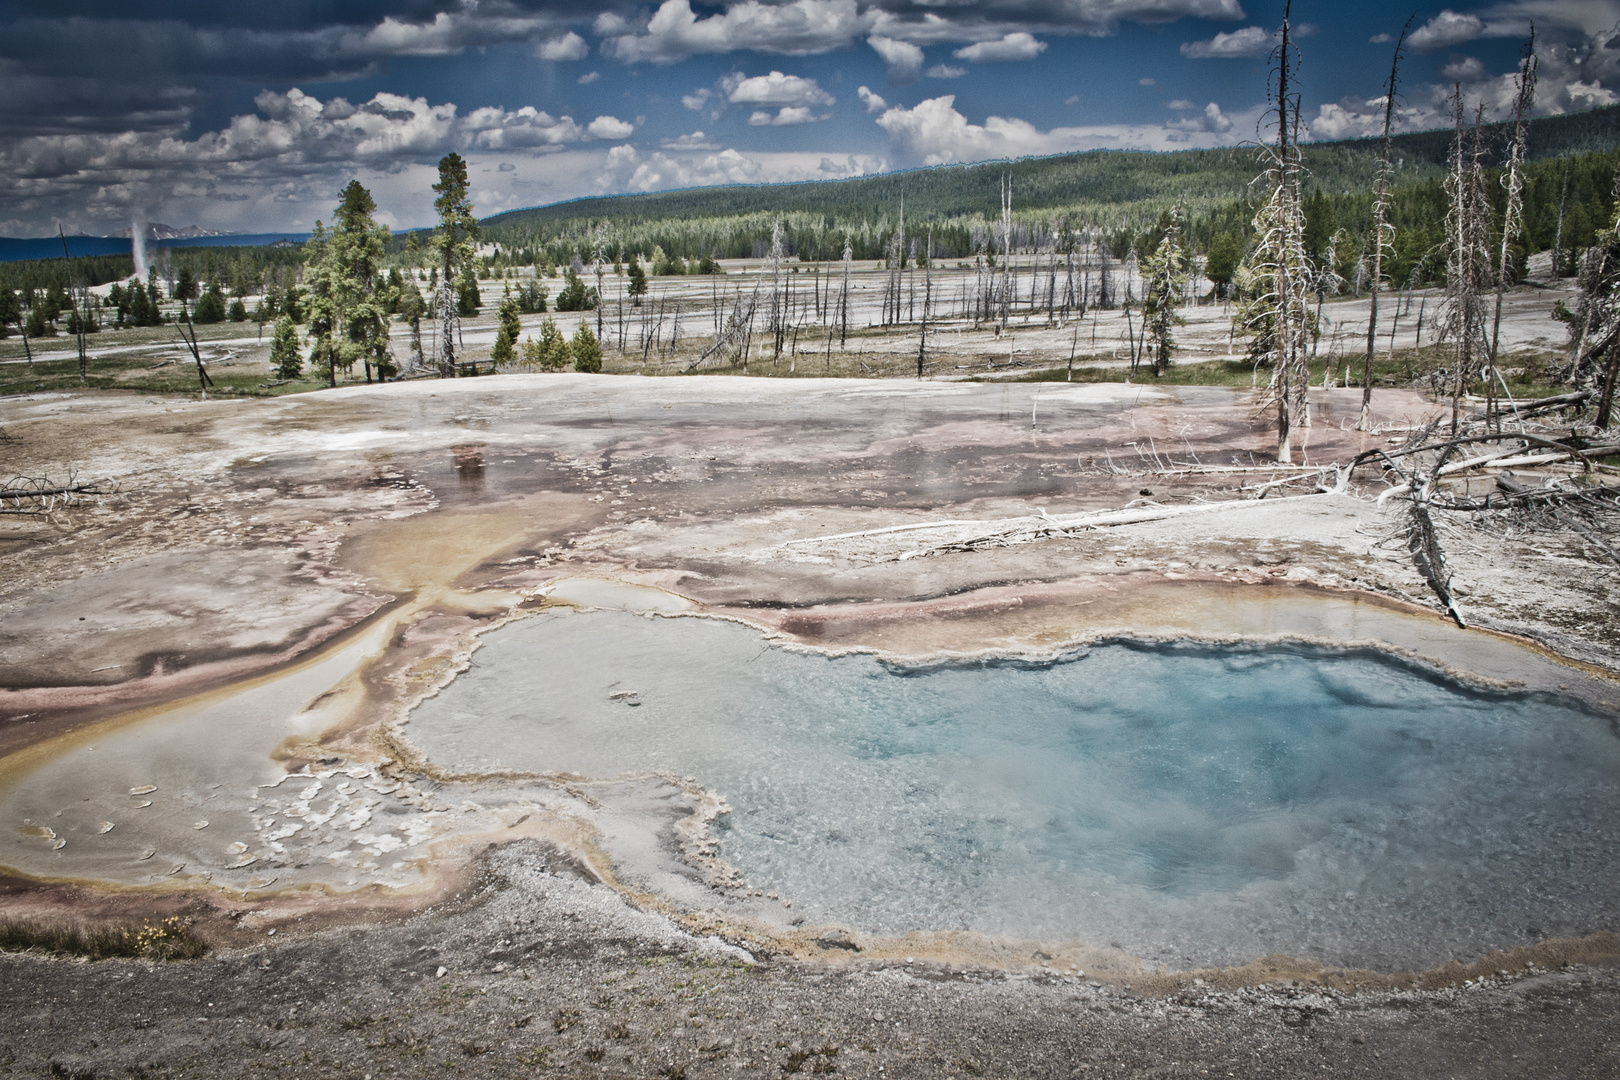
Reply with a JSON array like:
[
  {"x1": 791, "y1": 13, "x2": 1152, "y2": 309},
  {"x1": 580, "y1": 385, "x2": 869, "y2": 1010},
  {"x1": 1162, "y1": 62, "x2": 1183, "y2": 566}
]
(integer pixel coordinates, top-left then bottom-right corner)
[{"x1": 436, "y1": 966, "x2": 448, "y2": 978}]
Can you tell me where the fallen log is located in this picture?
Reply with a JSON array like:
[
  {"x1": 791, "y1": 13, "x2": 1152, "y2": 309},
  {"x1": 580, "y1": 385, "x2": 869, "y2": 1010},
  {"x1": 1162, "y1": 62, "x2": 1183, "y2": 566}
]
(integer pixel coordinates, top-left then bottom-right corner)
[{"x1": 776, "y1": 480, "x2": 1350, "y2": 562}]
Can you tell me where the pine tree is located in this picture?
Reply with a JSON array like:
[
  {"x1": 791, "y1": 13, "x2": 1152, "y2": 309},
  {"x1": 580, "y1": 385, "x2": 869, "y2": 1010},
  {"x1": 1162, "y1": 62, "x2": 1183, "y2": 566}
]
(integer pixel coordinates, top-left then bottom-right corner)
[
  {"x1": 626, "y1": 259, "x2": 647, "y2": 305},
  {"x1": 1204, "y1": 234, "x2": 1242, "y2": 300},
  {"x1": 557, "y1": 267, "x2": 596, "y2": 311},
  {"x1": 270, "y1": 316, "x2": 302, "y2": 379},
  {"x1": 571, "y1": 321, "x2": 602, "y2": 372},
  {"x1": 0, "y1": 288, "x2": 18, "y2": 338},
  {"x1": 1140, "y1": 207, "x2": 1189, "y2": 377},
  {"x1": 431, "y1": 153, "x2": 477, "y2": 376},
  {"x1": 303, "y1": 221, "x2": 338, "y2": 384},
  {"x1": 491, "y1": 295, "x2": 521, "y2": 366},
  {"x1": 524, "y1": 315, "x2": 571, "y2": 371},
  {"x1": 193, "y1": 282, "x2": 227, "y2": 324},
  {"x1": 319, "y1": 179, "x2": 397, "y2": 382}
]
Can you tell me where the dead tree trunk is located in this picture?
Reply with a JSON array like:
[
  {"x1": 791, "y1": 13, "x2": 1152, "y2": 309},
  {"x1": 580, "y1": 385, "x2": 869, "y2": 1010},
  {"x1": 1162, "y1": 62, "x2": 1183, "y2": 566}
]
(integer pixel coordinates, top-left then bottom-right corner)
[
  {"x1": 1487, "y1": 34, "x2": 1538, "y2": 427},
  {"x1": 1360, "y1": 19, "x2": 1409, "y2": 430}
]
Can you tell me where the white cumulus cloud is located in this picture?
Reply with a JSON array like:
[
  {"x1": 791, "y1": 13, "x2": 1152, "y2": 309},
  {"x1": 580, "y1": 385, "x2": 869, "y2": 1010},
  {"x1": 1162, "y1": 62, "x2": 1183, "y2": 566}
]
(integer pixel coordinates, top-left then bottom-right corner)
[
  {"x1": 1180, "y1": 26, "x2": 1273, "y2": 59},
  {"x1": 595, "y1": 142, "x2": 884, "y2": 193},
  {"x1": 1441, "y1": 55, "x2": 1488, "y2": 81},
  {"x1": 537, "y1": 32, "x2": 590, "y2": 62},
  {"x1": 586, "y1": 115, "x2": 635, "y2": 140},
  {"x1": 875, "y1": 94, "x2": 1240, "y2": 166},
  {"x1": 723, "y1": 70, "x2": 835, "y2": 107},
  {"x1": 868, "y1": 35, "x2": 924, "y2": 84},
  {"x1": 602, "y1": 0, "x2": 868, "y2": 64},
  {"x1": 662, "y1": 131, "x2": 719, "y2": 149},
  {"x1": 1408, "y1": 10, "x2": 1486, "y2": 53},
  {"x1": 953, "y1": 33, "x2": 1047, "y2": 63},
  {"x1": 927, "y1": 64, "x2": 967, "y2": 78},
  {"x1": 858, "y1": 85, "x2": 888, "y2": 113},
  {"x1": 749, "y1": 106, "x2": 819, "y2": 125}
]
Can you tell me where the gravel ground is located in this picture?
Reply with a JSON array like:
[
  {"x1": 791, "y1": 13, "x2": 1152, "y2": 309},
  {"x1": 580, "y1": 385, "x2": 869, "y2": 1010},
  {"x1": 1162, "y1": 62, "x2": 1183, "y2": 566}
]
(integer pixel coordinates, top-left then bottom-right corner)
[{"x1": 3, "y1": 843, "x2": 1618, "y2": 1080}]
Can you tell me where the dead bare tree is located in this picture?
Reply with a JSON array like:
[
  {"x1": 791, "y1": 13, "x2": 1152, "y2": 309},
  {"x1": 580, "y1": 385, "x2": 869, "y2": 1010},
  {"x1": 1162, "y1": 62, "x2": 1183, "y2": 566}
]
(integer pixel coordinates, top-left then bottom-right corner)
[
  {"x1": 58, "y1": 225, "x2": 89, "y2": 381},
  {"x1": 917, "y1": 227, "x2": 932, "y2": 379},
  {"x1": 1360, "y1": 18, "x2": 1410, "y2": 430},
  {"x1": 176, "y1": 299, "x2": 215, "y2": 397},
  {"x1": 838, "y1": 235, "x2": 852, "y2": 348},
  {"x1": 1240, "y1": 0, "x2": 1314, "y2": 463},
  {"x1": 1487, "y1": 31, "x2": 1539, "y2": 424},
  {"x1": 765, "y1": 219, "x2": 785, "y2": 360},
  {"x1": 1560, "y1": 164, "x2": 1620, "y2": 428},
  {"x1": 1441, "y1": 91, "x2": 1494, "y2": 433},
  {"x1": 999, "y1": 174, "x2": 1013, "y2": 332}
]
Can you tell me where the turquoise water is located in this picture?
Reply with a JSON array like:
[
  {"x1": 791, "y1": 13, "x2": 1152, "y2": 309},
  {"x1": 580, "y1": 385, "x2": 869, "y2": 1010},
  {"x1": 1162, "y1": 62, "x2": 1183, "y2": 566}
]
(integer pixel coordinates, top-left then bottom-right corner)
[{"x1": 406, "y1": 609, "x2": 1620, "y2": 970}]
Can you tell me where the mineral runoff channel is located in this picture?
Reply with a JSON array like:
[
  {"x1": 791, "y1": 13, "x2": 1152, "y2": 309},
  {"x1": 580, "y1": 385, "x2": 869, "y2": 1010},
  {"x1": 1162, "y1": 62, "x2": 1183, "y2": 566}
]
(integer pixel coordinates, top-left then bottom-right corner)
[{"x1": 1, "y1": 375, "x2": 1618, "y2": 986}]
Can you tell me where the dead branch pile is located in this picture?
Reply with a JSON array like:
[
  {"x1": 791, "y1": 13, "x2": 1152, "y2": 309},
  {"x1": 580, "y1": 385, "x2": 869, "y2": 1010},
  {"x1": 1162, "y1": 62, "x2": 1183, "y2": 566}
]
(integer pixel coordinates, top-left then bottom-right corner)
[
  {"x1": 0, "y1": 473, "x2": 118, "y2": 517},
  {"x1": 1345, "y1": 400, "x2": 1619, "y2": 619}
]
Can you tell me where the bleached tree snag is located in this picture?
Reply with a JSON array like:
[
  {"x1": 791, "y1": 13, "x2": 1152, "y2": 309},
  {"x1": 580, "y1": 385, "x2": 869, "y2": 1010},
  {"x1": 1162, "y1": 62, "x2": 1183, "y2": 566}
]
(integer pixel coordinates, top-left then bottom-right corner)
[
  {"x1": 1361, "y1": 19, "x2": 1410, "y2": 431},
  {"x1": 1598, "y1": 336, "x2": 1620, "y2": 429},
  {"x1": 1406, "y1": 480, "x2": 1466, "y2": 628},
  {"x1": 176, "y1": 299, "x2": 214, "y2": 397},
  {"x1": 1442, "y1": 95, "x2": 1494, "y2": 433},
  {"x1": 1232, "y1": 0, "x2": 1314, "y2": 462},
  {"x1": 1487, "y1": 33, "x2": 1538, "y2": 424},
  {"x1": 58, "y1": 224, "x2": 89, "y2": 381},
  {"x1": 917, "y1": 227, "x2": 932, "y2": 379},
  {"x1": 1559, "y1": 166, "x2": 1620, "y2": 391},
  {"x1": 839, "y1": 236, "x2": 852, "y2": 349}
]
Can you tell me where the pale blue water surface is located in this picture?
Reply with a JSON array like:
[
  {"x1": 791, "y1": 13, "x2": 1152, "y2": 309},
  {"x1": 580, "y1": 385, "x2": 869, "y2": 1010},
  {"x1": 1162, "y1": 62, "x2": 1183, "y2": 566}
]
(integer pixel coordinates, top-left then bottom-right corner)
[{"x1": 405, "y1": 609, "x2": 1620, "y2": 970}]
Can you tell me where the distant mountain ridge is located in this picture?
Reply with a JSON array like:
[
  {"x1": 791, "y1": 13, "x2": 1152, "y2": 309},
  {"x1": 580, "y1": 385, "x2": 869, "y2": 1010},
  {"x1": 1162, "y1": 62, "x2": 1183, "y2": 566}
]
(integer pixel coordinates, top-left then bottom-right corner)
[
  {"x1": 0, "y1": 232, "x2": 311, "y2": 264},
  {"x1": 482, "y1": 104, "x2": 1620, "y2": 234},
  {"x1": 110, "y1": 222, "x2": 231, "y2": 240}
]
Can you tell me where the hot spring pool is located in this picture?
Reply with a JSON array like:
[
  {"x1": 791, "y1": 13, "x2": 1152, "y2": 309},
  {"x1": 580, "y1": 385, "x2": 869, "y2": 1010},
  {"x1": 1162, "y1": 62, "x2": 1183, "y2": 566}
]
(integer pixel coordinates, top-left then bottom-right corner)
[{"x1": 405, "y1": 608, "x2": 1620, "y2": 971}]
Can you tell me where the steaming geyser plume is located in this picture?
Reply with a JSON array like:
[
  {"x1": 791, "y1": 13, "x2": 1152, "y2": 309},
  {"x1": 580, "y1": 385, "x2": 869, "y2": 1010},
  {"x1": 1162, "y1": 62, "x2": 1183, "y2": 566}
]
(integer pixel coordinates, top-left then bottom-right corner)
[{"x1": 131, "y1": 213, "x2": 148, "y2": 279}]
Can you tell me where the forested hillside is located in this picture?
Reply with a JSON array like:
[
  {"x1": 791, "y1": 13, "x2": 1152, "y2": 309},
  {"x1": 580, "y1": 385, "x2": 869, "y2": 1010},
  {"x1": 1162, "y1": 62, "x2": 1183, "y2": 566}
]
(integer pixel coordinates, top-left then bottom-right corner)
[{"x1": 479, "y1": 105, "x2": 1620, "y2": 271}]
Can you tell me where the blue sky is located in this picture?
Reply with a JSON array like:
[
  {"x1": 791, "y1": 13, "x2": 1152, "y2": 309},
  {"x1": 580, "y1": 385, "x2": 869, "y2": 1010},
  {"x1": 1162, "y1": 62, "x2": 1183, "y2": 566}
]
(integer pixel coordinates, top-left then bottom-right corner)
[{"x1": 0, "y1": 0, "x2": 1615, "y2": 237}]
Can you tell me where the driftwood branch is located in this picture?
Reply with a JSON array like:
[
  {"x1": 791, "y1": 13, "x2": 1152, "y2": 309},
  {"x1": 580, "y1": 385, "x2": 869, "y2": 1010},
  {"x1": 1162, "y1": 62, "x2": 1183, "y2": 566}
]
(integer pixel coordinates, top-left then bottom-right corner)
[
  {"x1": 0, "y1": 474, "x2": 118, "y2": 516},
  {"x1": 775, "y1": 482, "x2": 1349, "y2": 563}
]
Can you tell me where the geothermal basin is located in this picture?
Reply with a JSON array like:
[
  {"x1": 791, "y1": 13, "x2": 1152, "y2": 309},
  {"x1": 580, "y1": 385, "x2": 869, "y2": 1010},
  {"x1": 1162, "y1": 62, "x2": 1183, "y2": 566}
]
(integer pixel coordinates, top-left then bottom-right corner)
[
  {"x1": 4, "y1": 376, "x2": 1619, "y2": 990},
  {"x1": 404, "y1": 605, "x2": 1620, "y2": 973}
]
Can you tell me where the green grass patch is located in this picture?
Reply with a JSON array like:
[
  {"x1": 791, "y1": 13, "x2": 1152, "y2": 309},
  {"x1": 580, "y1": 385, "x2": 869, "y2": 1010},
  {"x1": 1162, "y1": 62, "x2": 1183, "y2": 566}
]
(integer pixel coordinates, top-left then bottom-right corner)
[
  {"x1": 0, "y1": 915, "x2": 207, "y2": 960},
  {"x1": 0, "y1": 349, "x2": 332, "y2": 398}
]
